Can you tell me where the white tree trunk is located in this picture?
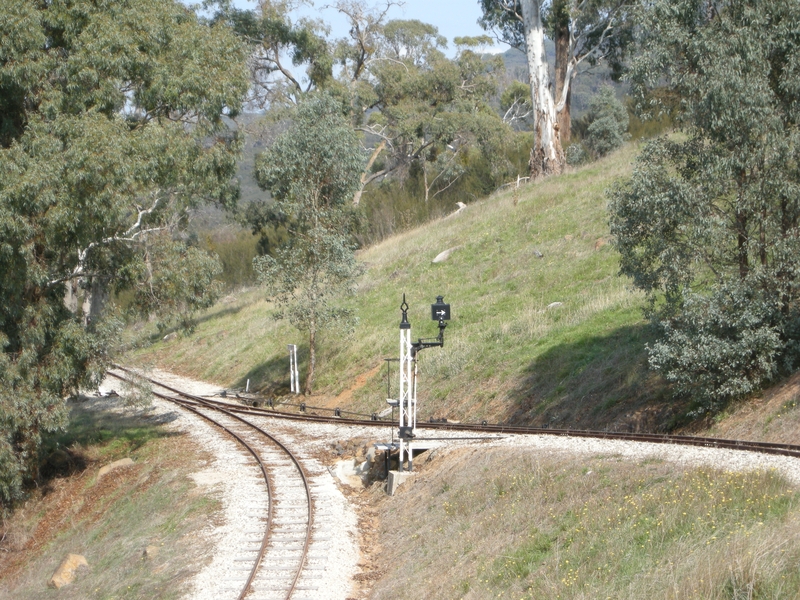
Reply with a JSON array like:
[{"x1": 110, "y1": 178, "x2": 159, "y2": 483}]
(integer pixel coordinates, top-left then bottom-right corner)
[{"x1": 520, "y1": 0, "x2": 564, "y2": 179}]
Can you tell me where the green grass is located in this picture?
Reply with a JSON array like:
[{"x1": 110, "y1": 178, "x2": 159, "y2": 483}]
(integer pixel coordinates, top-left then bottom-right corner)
[
  {"x1": 127, "y1": 142, "x2": 678, "y2": 430},
  {"x1": 370, "y1": 448, "x2": 800, "y2": 600}
]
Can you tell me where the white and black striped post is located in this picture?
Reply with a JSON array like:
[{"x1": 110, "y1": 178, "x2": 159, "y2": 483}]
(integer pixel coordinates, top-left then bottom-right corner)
[{"x1": 288, "y1": 344, "x2": 300, "y2": 394}]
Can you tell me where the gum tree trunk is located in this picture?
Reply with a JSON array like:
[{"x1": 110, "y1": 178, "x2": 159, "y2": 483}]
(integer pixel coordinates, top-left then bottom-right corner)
[
  {"x1": 554, "y1": 17, "x2": 571, "y2": 144},
  {"x1": 521, "y1": 0, "x2": 565, "y2": 179}
]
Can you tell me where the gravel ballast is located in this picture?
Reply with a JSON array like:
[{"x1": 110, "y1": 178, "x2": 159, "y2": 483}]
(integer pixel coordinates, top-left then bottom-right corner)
[{"x1": 100, "y1": 368, "x2": 800, "y2": 599}]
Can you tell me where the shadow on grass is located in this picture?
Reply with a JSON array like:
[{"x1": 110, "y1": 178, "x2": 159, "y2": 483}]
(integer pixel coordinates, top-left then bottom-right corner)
[
  {"x1": 146, "y1": 304, "x2": 247, "y2": 344},
  {"x1": 234, "y1": 352, "x2": 302, "y2": 396},
  {"x1": 506, "y1": 323, "x2": 687, "y2": 433},
  {"x1": 39, "y1": 399, "x2": 182, "y2": 484}
]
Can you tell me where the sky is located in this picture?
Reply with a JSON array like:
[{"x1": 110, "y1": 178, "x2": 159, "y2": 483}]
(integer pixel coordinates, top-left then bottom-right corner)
[{"x1": 230, "y1": 0, "x2": 502, "y2": 55}]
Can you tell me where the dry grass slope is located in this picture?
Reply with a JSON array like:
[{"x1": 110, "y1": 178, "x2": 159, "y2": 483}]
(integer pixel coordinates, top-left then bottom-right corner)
[
  {"x1": 369, "y1": 447, "x2": 800, "y2": 600},
  {"x1": 0, "y1": 398, "x2": 218, "y2": 600}
]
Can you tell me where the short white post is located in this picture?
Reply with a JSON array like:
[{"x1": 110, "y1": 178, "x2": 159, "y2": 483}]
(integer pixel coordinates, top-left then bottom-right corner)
[{"x1": 288, "y1": 344, "x2": 300, "y2": 394}]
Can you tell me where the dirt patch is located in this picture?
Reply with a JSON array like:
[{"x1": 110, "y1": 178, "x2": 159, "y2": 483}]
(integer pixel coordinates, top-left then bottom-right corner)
[{"x1": 332, "y1": 365, "x2": 383, "y2": 408}]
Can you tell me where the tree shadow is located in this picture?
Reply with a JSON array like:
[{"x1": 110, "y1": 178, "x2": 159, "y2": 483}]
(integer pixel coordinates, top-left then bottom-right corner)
[
  {"x1": 504, "y1": 323, "x2": 689, "y2": 433},
  {"x1": 38, "y1": 397, "x2": 183, "y2": 490},
  {"x1": 145, "y1": 304, "x2": 246, "y2": 343},
  {"x1": 233, "y1": 353, "x2": 299, "y2": 396}
]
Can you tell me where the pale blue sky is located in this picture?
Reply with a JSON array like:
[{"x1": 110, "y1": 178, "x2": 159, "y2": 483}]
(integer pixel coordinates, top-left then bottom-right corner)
[{"x1": 230, "y1": 0, "x2": 502, "y2": 54}]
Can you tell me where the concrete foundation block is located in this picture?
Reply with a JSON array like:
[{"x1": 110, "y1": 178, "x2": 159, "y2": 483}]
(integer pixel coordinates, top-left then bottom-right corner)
[{"x1": 386, "y1": 470, "x2": 416, "y2": 496}]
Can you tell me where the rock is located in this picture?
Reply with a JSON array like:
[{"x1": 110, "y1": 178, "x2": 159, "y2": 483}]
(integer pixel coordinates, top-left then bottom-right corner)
[
  {"x1": 97, "y1": 457, "x2": 134, "y2": 483},
  {"x1": 143, "y1": 545, "x2": 160, "y2": 560},
  {"x1": 432, "y1": 246, "x2": 461, "y2": 263},
  {"x1": 531, "y1": 249, "x2": 543, "y2": 259},
  {"x1": 331, "y1": 459, "x2": 365, "y2": 489},
  {"x1": 594, "y1": 237, "x2": 607, "y2": 250},
  {"x1": 444, "y1": 201, "x2": 467, "y2": 219},
  {"x1": 48, "y1": 554, "x2": 88, "y2": 589},
  {"x1": 162, "y1": 332, "x2": 177, "y2": 342},
  {"x1": 547, "y1": 302, "x2": 563, "y2": 310}
]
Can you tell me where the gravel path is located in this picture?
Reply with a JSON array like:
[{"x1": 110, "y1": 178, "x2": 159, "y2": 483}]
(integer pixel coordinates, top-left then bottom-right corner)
[{"x1": 99, "y1": 368, "x2": 800, "y2": 600}]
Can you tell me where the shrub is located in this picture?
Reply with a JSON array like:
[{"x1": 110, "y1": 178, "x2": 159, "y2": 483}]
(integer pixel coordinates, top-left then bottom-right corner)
[{"x1": 584, "y1": 85, "x2": 629, "y2": 158}]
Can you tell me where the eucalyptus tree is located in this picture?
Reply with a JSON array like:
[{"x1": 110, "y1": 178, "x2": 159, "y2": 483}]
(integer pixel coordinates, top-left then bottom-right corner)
[
  {"x1": 608, "y1": 0, "x2": 800, "y2": 411},
  {"x1": 215, "y1": 0, "x2": 333, "y2": 110},
  {"x1": 478, "y1": 0, "x2": 633, "y2": 177},
  {"x1": 351, "y1": 22, "x2": 509, "y2": 203},
  {"x1": 0, "y1": 0, "x2": 247, "y2": 506},
  {"x1": 224, "y1": 0, "x2": 512, "y2": 209},
  {"x1": 253, "y1": 95, "x2": 364, "y2": 395}
]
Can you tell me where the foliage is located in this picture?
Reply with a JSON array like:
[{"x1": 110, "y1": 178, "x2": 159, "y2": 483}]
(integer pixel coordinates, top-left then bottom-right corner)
[
  {"x1": 500, "y1": 80, "x2": 533, "y2": 128},
  {"x1": 213, "y1": 0, "x2": 332, "y2": 109},
  {"x1": 252, "y1": 94, "x2": 364, "y2": 394},
  {"x1": 222, "y1": 1, "x2": 516, "y2": 215},
  {"x1": 565, "y1": 142, "x2": 589, "y2": 166},
  {"x1": 0, "y1": 0, "x2": 247, "y2": 506},
  {"x1": 609, "y1": 0, "x2": 800, "y2": 411},
  {"x1": 356, "y1": 131, "x2": 532, "y2": 245},
  {"x1": 360, "y1": 24, "x2": 511, "y2": 201},
  {"x1": 569, "y1": 84, "x2": 629, "y2": 162},
  {"x1": 198, "y1": 227, "x2": 260, "y2": 289},
  {"x1": 129, "y1": 234, "x2": 224, "y2": 334},
  {"x1": 583, "y1": 85, "x2": 629, "y2": 157}
]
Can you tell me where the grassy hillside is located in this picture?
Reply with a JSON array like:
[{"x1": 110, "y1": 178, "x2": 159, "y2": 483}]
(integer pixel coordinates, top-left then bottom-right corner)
[
  {"x1": 368, "y1": 447, "x2": 800, "y2": 600},
  {"x1": 128, "y1": 142, "x2": 684, "y2": 432}
]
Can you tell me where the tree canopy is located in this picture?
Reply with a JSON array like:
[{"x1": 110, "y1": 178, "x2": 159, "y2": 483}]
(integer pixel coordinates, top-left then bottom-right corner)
[
  {"x1": 0, "y1": 0, "x2": 247, "y2": 506},
  {"x1": 609, "y1": 0, "x2": 800, "y2": 411},
  {"x1": 253, "y1": 94, "x2": 364, "y2": 394},
  {"x1": 218, "y1": 1, "x2": 515, "y2": 208}
]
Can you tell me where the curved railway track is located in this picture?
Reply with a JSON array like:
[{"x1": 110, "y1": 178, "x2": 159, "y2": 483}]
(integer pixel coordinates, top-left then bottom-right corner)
[
  {"x1": 108, "y1": 369, "x2": 328, "y2": 600},
  {"x1": 113, "y1": 367, "x2": 800, "y2": 462},
  {"x1": 105, "y1": 366, "x2": 800, "y2": 599}
]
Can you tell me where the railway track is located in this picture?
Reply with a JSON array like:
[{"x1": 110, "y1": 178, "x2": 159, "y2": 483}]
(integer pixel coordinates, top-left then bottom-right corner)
[
  {"x1": 104, "y1": 366, "x2": 800, "y2": 599},
  {"x1": 107, "y1": 369, "x2": 342, "y2": 600},
  {"x1": 113, "y1": 366, "x2": 800, "y2": 462}
]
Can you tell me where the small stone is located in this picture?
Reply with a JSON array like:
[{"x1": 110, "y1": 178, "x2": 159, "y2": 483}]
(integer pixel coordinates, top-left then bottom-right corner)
[
  {"x1": 97, "y1": 457, "x2": 134, "y2": 483},
  {"x1": 48, "y1": 554, "x2": 88, "y2": 589},
  {"x1": 432, "y1": 246, "x2": 461, "y2": 263},
  {"x1": 162, "y1": 332, "x2": 177, "y2": 342},
  {"x1": 547, "y1": 302, "x2": 563, "y2": 310},
  {"x1": 143, "y1": 545, "x2": 160, "y2": 560},
  {"x1": 531, "y1": 249, "x2": 543, "y2": 259}
]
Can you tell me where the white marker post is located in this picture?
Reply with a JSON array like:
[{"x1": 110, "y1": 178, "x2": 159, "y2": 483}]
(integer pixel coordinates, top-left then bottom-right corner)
[{"x1": 288, "y1": 344, "x2": 300, "y2": 394}]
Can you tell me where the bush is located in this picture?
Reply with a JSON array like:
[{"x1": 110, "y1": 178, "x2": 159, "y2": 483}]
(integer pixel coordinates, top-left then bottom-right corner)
[
  {"x1": 648, "y1": 285, "x2": 783, "y2": 413},
  {"x1": 584, "y1": 86, "x2": 629, "y2": 158},
  {"x1": 565, "y1": 143, "x2": 589, "y2": 166}
]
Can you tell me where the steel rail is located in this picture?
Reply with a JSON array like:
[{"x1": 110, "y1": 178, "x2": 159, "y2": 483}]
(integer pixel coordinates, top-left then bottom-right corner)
[
  {"x1": 110, "y1": 367, "x2": 800, "y2": 462},
  {"x1": 107, "y1": 369, "x2": 313, "y2": 600}
]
